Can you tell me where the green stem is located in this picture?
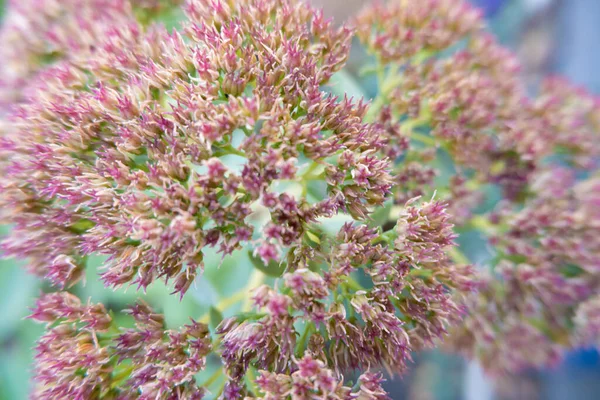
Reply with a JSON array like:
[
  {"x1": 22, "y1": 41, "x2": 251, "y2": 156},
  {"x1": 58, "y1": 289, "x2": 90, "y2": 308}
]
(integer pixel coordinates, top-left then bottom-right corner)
[
  {"x1": 213, "y1": 144, "x2": 246, "y2": 158},
  {"x1": 365, "y1": 63, "x2": 401, "y2": 122},
  {"x1": 199, "y1": 291, "x2": 246, "y2": 324},
  {"x1": 241, "y1": 269, "x2": 265, "y2": 312},
  {"x1": 110, "y1": 365, "x2": 134, "y2": 388},
  {"x1": 216, "y1": 380, "x2": 227, "y2": 398},
  {"x1": 300, "y1": 161, "x2": 324, "y2": 197},
  {"x1": 296, "y1": 322, "x2": 315, "y2": 356},
  {"x1": 300, "y1": 161, "x2": 322, "y2": 179},
  {"x1": 365, "y1": 51, "x2": 430, "y2": 122},
  {"x1": 379, "y1": 230, "x2": 396, "y2": 244},
  {"x1": 203, "y1": 367, "x2": 224, "y2": 388}
]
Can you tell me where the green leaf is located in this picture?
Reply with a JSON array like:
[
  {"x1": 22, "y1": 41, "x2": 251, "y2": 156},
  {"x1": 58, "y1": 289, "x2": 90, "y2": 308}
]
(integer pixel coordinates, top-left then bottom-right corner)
[
  {"x1": 561, "y1": 264, "x2": 585, "y2": 278},
  {"x1": 369, "y1": 200, "x2": 393, "y2": 228},
  {"x1": 0, "y1": 319, "x2": 43, "y2": 400},
  {"x1": 156, "y1": 7, "x2": 186, "y2": 31},
  {"x1": 209, "y1": 307, "x2": 223, "y2": 332},
  {"x1": 305, "y1": 230, "x2": 321, "y2": 245},
  {"x1": 247, "y1": 251, "x2": 286, "y2": 277},
  {"x1": 245, "y1": 366, "x2": 260, "y2": 396},
  {"x1": 162, "y1": 290, "x2": 204, "y2": 329},
  {"x1": 0, "y1": 344, "x2": 32, "y2": 400},
  {"x1": 203, "y1": 248, "x2": 252, "y2": 296}
]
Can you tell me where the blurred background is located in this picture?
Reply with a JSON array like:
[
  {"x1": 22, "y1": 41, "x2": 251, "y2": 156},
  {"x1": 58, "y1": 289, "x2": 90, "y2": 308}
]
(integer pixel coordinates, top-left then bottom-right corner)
[{"x1": 1, "y1": 0, "x2": 600, "y2": 399}]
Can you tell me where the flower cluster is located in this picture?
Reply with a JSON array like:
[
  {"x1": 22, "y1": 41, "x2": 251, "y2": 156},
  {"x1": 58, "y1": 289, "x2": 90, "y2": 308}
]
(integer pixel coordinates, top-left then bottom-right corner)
[
  {"x1": 355, "y1": 0, "x2": 483, "y2": 64},
  {"x1": 216, "y1": 200, "x2": 474, "y2": 394},
  {"x1": 0, "y1": 0, "x2": 478, "y2": 398},
  {"x1": 0, "y1": 0, "x2": 181, "y2": 110},
  {"x1": 6, "y1": 0, "x2": 600, "y2": 395},
  {"x1": 0, "y1": 0, "x2": 401, "y2": 296},
  {"x1": 30, "y1": 292, "x2": 211, "y2": 399},
  {"x1": 250, "y1": 356, "x2": 389, "y2": 400},
  {"x1": 355, "y1": 0, "x2": 600, "y2": 375},
  {"x1": 26, "y1": 199, "x2": 470, "y2": 398},
  {"x1": 358, "y1": 0, "x2": 600, "y2": 207},
  {"x1": 449, "y1": 171, "x2": 600, "y2": 374},
  {"x1": 0, "y1": 0, "x2": 376, "y2": 294}
]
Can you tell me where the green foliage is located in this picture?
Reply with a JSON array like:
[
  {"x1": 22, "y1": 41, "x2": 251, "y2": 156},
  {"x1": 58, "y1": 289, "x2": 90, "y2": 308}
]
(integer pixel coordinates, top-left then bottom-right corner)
[{"x1": 248, "y1": 251, "x2": 286, "y2": 277}]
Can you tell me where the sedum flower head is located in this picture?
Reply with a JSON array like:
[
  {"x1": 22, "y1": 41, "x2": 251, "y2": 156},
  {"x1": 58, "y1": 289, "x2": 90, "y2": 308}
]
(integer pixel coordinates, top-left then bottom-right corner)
[
  {"x1": 0, "y1": 0, "x2": 180, "y2": 109},
  {"x1": 7, "y1": 0, "x2": 600, "y2": 394},
  {"x1": 449, "y1": 171, "x2": 600, "y2": 374},
  {"x1": 1, "y1": 0, "x2": 477, "y2": 398},
  {"x1": 355, "y1": 0, "x2": 600, "y2": 376},
  {"x1": 355, "y1": 0, "x2": 483, "y2": 64},
  {"x1": 1, "y1": 0, "x2": 376, "y2": 294},
  {"x1": 216, "y1": 199, "x2": 472, "y2": 391}
]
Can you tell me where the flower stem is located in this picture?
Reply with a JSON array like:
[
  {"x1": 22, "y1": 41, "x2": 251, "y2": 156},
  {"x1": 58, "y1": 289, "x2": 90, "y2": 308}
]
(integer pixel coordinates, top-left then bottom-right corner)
[{"x1": 203, "y1": 367, "x2": 224, "y2": 388}]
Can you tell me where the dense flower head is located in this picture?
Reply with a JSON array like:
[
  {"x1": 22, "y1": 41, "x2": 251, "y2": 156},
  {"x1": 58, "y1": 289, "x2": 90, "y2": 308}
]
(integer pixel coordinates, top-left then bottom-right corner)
[
  {"x1": 26, "y1": 197, "x2": 471, "y2": 398},
  {"x1": 448, "y1": 169, "x2": 600, "y2": 374},
  {"x1": 249, "y1": 356, "x2": 390, "y2": 400},
  {"x1": 0, "y1": 0, "x2": 480, "y2": 398},
  {"x1": 30, "y1": 292, "x2": 211, "y2": 399},
  {"x1": 0, "y1": 0, "x2": 389, "y2": 295},
  {"x1": 4, "y1": 0, "x2": 600, "y2": 395},
  {"x1": 0, "y1": 0, "x2": 182, "y2": 110},
  {"x1": 355, "y1": 0, "x2": 483, "y2": 64},
  {"x1": 354, "y1": 0, "x2": 600, "y2": 376},
  {"x1": 216, "y1": 198, "x2": 474, "y2": 394},
  {"x1": 357, "y1": 0, "x2": 600, "y2": 211},
  {"x1": 525, "y1": 77, "x2": 600, "y2": 168}
]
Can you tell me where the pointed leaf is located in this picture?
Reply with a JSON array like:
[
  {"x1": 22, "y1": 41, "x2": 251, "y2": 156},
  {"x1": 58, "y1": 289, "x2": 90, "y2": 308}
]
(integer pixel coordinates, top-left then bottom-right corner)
[
  {"x1": 209, "y1": 306, "x2": 224, "y2": 331},
  {"x1": 248, "y1": 251, "x2": 286, "y2": 277}
]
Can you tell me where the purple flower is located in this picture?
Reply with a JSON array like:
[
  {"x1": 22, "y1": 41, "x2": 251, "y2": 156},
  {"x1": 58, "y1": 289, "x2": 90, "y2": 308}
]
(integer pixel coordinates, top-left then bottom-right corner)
[{"x1": 12, "y1": 0, "x2": 600, "y2": 395}]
